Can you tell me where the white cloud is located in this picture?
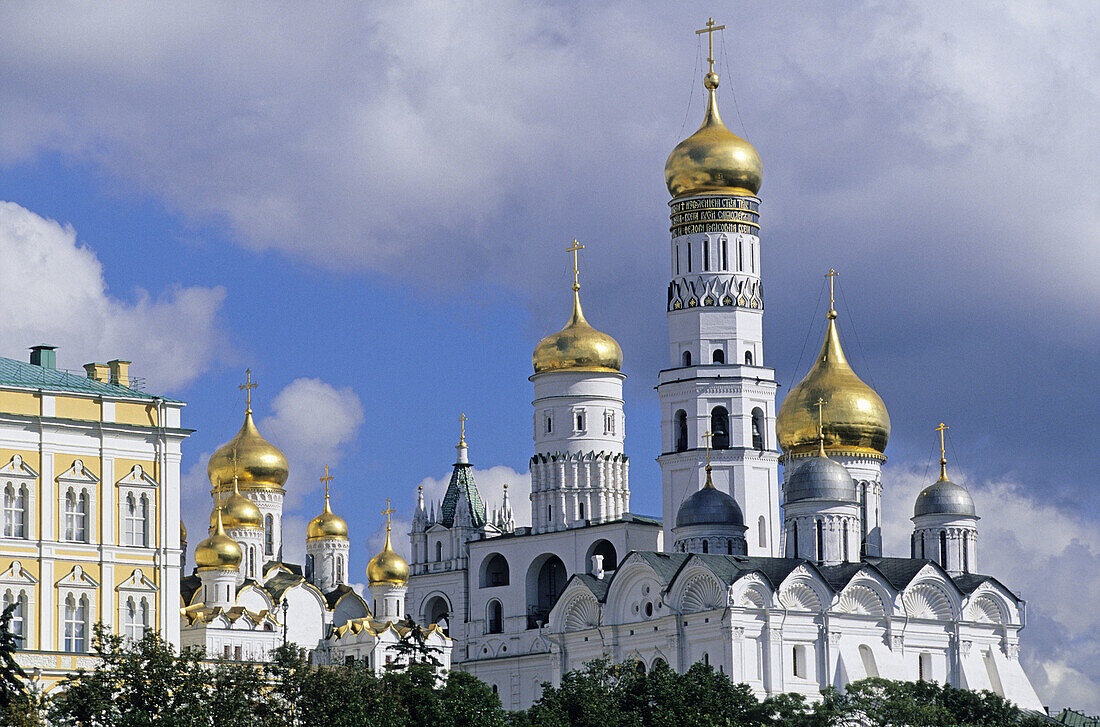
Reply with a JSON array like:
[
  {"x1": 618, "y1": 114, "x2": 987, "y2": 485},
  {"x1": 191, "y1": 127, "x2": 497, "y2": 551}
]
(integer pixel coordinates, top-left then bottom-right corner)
[
  {"x1": 0, "y1": 201, "x2": 226, "y2": 390},
  {"x1": 258, "y1": 377, "x2": 365, "y2": 509},
  {"x1": 881, "y1": 465, "x2": 1100, "y2": 712}
]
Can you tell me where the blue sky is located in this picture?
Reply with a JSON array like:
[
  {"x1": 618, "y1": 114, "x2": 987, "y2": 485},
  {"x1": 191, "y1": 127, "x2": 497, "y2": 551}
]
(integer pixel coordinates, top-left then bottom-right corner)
[{"x1": 1, "y1": 1, "x2": 1097, "y2": 712}]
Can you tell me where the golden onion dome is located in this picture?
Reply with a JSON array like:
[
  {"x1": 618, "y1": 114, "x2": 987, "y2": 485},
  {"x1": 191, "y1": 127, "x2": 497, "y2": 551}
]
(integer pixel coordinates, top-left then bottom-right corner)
[
  {"x1": 366, "y1": 522, "x2": 409, "y2": 586},
  {"x1": 532, "y1": 289, "x2": 623, "y2": 374},
  {"x1": 209, "y1": 479, "x2": 263, "y2": 532},
  {"x1": 307, "y1": 491, "x2": 349, "y2": 541},
  {"x1": 665, "y1": 71, "x2": 762, "y2": 199},
  {"x1": 180, "y1": 520, "x2": 187, "y2": 542},
  {"x1": 194, "y1": 508, "x2": 243, "y2": 571},
  {"x1": 207, "y1": 409, "x2": 289, "y2": 493},
  {"x1": 777, "y1": 308, "x2": 890, "y2": 457}
]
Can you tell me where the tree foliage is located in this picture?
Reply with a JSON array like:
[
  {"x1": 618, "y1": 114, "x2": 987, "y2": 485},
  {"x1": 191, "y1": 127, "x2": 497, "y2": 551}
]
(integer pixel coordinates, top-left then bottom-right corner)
[{"x1": 10, "y1": 629, "x2": 1046, "y2": 727}]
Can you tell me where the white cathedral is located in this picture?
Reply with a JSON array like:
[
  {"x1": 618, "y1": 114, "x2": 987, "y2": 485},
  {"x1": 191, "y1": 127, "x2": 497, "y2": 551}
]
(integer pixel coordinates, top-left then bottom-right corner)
[{"x1": 403, "y1": 31, "x2": 1045, "y2": 712}]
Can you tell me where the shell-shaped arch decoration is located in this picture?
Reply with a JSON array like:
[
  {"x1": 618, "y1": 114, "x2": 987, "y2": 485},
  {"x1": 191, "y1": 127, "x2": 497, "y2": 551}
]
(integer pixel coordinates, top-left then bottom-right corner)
[
  {"x1": 681, "y1": 574, "x2": 726, "y2": 613},
  {"x1": 903, "y1": 584, "x2": 953, "y2": 619},
  {"x1": 836, "y1": 584, "x2": 886, "y2": 616},
  {"x1": 562, "y1": 595, "x2": 601, "y2": 632},
  {"x1": 968, "y1": 595, "x2": 1005, "y2": 624},
  {"x1": 779, "y1": 582, "x2": 821, "y2": 612}
]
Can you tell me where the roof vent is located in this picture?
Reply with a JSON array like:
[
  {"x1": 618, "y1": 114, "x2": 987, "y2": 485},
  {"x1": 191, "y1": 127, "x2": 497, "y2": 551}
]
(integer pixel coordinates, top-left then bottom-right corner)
[
  {"x1": 83, "y1": 363, "x2": 110, "y2": 382},
  {"x1": 108, "y1": 360, "x2": 131, "y2": 387},
  {"x1": 30, "y1": 345, "x2": 57, "y2": 369}
]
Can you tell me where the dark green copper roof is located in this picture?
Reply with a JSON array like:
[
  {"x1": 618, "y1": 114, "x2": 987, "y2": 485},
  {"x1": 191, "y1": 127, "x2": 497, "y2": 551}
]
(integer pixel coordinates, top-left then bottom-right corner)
[
  {"x1": 441, "y1": 462, "x2": 487, "y2": 528},
  {"x1": 0, "y1": 355, "x2": 179, "y2": 402}
]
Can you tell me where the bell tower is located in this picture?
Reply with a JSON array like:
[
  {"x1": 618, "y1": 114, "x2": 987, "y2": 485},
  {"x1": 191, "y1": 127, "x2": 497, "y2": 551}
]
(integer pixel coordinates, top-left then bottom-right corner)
[{"x1": 657, "y1": 19, "x2": 780, "y2": 555}]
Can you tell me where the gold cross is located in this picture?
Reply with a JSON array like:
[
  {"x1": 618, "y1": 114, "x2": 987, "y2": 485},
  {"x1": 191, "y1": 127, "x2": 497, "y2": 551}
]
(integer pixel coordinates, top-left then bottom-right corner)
[
  {"x1": 567, "y1": 239, "x2": 584, "y2": 292},
  {"x1": 936, "y1": 422, "x2": 950, "y2": 479},
  {"x1": 815, "y1": 397, "x2": 827, "y2": 439},
  {"x1": 320, "y1": 464, "x2": 334, "y2": 498},
  {"x1": 382, "y1": 498, "x2": 395, "y2": 531},
  {"x1": 825, "y1": 269, "x2": 839, "y2": 310},
  {"x1": 239, "y1": 369, "x2": 258, "y2": 411},
  {"x1": 702, "y1": 429, "x2": 713, "y2": 466},
  {"x1": 459, "y1": 412, "x2": 468, "y2": 444},
  {"x1": 695, "y1": 17, "x2": 726, "y2": 74}
]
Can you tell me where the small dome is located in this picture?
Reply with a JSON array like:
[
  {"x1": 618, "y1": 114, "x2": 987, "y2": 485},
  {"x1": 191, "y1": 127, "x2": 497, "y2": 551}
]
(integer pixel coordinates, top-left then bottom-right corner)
[
  {"x1": 210, "y1": 480, "x2": 263, "y2": 532},
  {"x1": 777, "y1": 310, "x2": 889, "y2": 457},
  {"x1": 194, "y1": 508, "x2": 242, "y2": 571},
  {"x1": 914, "y1": 477, "x2": 976, "y2": 518},
  {"x1": 665, "y1": 73, "x2": 762, "y2": 198},
  {"x1": 532, "y1": 290, "x2": 622, "y2": 374},
  {"x1": 207, "y1": 409, "x2": 289, "y2": 492},
  {"x1": 307, "y1": 494, "x2": 349, "y2": 541},
  {"x1": 367, "y1": 525, "x2": 408, "y2": 586},
  {"x1": 675, "y1": 475, "x2": 744, "y2": 528},
  {"x1": 784, "y1": 453, "x2": 858, "y2": 504}
]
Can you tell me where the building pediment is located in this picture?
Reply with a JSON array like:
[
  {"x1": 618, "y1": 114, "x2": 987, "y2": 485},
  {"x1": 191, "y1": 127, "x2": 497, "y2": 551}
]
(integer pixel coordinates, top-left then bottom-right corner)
[
  {"x1": 0, "y1": 561, "x2": 38, "y2": 585},
  {"x1": 56, "y1": 459, "x2": 99, "y2": 487},
  {"x1": 116, "y1": 464, "x2": 158, "y2": 489},
  {"x1": 0, "y1": 455, "x2": 38, "y2": 480},
  {"x1": 56, "y1": 565, "x2": 99, "y2": 589},
  {"x1": 116, "y1": 568, "x2": 158, "y2": 593}
]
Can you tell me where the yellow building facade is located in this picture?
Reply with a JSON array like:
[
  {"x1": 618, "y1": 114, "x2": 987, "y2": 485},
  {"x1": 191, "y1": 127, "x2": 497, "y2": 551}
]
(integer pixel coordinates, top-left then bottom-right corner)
[{"x1": 0, "y1": 347, "x2": 187, "y2": 692}]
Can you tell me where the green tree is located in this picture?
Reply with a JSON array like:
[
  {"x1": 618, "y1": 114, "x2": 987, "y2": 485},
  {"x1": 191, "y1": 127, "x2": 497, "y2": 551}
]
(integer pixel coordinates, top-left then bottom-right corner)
[
  {"x1": 386, "y1": 617, "x2": 444, "y2": 671},
  {"x1": 0, "y1": 602, "x2": 42, "y2": 726}
]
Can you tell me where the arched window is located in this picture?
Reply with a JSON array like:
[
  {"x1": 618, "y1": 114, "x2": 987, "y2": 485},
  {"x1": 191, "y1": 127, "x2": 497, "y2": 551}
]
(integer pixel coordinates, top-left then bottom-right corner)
[
  {"x1": 587, "y1": 540, "x2": 618, "y2": 572},
  {"x1": 481, "y1": 553, "x2": 510, "y2": 587},
  {"x1": 435, "y1": 541, "x2": 443, "y2": 562},
  {"x1": 962, "y1": 535, "x2": 970, "y2": 573},
  {"x1": 859, "y1": 645, "x2": 879, "y2": 678},
  {"x1": 63, "y1": 594, "x2": 87, "y2": 653},
  {"x1": 336, "y1": 556, "x2": 344, "y2": 584},
  {"x1": 791, "y1": 524, "x2": 799, "y2": 558},
  {"x1": 721, "y1": 237, "x2": 728, "y2": 270},
  {"x1": 124, "y1": 493, "x2": 147, "y2": 546},
  {"x1": 424, "y1": 596, "x2": 450, "y2": 636},
  {"x1": 526, "y1": 555, "x2": 566, "y2": 629},
  {"x1": 758, "y1": 516, "x2": 767, "y2": 549},
  {"x1": 710, "y1": 407, "x2": 730, "y2": 449},
  {"x1": 124, "y1": 597, "x2": 142, "y2": 641},
  {"x1": 3, "y1": 484, "x2": 26, "y2": 538},
  {"x1": 918, "y1": 652, "x2": 932, "y2": 681},
  {"x1": 675, "y1": 410, "x2": 688, "y2": 452},
  {"x1": 751, "y1": 408, "x2": 765, "y2": 450},
  {"x1": 487, "y1": 600, "x2": 503, "y2": 634},
  {"x1": 702, "y1": 540, "x2": 709, "y2": 554},
  {"x1": 2, "y1": 590, "x2": 25, "y2": 646},
  {"x1": 744, "y1": 351, "x2": 753, "y2": 365},
  {"x1": 304, "y1": 553, "x2": 314, "y2": 581},
  {"x1": 64, "y1": 489, "x2": 88, "y2": 542},
  {"x1": 842, "y1": 522, "x2": 850, "y2": 562},
  {"x1": 682, "y1": 351, "x2": 692, "y2": 367},
  {"x1": 939, "y1": 531, "x2": 948, "y2": 568},
  {"x1": 816, "y1": 520, "x2": 824, "y2": 564},
  {"x1": 264, "y1": 515, "x2": 274, "y2": 556},
  {"x1": 703, "y1": 652, "x2": 709, "y2": 666},
  {"x1": 712, "y1": 349, "x2": 724, "y2": 364}
]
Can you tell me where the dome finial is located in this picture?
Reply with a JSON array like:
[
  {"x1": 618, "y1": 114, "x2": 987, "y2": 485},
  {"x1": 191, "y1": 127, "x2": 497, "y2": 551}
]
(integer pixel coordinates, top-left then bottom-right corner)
[
  {"x1": 696, "y1": 17, "x2": 726, "y2": 91},
  {"x1": 367, "y1": 497, "x2": 409, "y2": 585},
  {"x1": 702, "y1": 429, "x2": 715, "y2": 488},
  {"x1": 307, "y1": 465, "x2": 348, "y2": 541},
  {"x1": 825, "y1": 269, "x2": 839, "y2": 319},
  {"x1": 320, "y1": 464, "x2": 334, "y2": 508},
  {"x1": 936, "y1": 422, "x2": 950, "y2": 481},
  {"x1": 815, "y1": 397, "x2": 828, "y2": 458},
  {"x1": 239, "y1": 368, "x2": 258, "y2": 414},
  {"x1": 456, "y1": 413, "x2": 470, "y2": 464}
]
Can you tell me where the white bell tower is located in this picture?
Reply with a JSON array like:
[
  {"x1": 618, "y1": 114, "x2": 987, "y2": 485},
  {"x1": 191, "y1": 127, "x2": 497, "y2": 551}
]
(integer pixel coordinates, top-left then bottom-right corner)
[{"x1": 657, "y1": 22, "x2": 780, "y2": 555}]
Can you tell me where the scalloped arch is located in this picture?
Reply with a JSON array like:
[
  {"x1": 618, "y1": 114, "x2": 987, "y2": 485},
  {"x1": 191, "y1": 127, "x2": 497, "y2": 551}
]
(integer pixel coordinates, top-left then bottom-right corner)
[
  {"x1": 563, "y1": 595, "x2": 601, "y2": 632},
  {"x1": 837, "y1": 584, "x2": 885, "y2": 616},
  {"x1": 904, "y1": 584, "x2": 953, "y2": 619},
  {"x1": 968, "y1": 595, "x2": 1005, "y2": 624},
  {"x1": 681, "y1": 574, "x2": 726, "y2": 613},
  {"x1": 780, "y1": 581, "x2": 821, "y2": 611}
]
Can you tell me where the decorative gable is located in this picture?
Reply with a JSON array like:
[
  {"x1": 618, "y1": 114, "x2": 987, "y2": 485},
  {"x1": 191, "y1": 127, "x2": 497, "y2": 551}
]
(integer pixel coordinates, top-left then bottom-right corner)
[
  {"x1": 0, "y1": 561, "x2": 39, "y2": 585},
  {"x1": 55, "y1": 564, "x2": 100, "y2": 589},
  {"x1": 57, "y1": 459, "x2": 100, "y2": 487},
  {"x1": 0, "y1": 455, "x2": 38, "y2": 480},
  {"x1": 116, "y1": 568, "x2": 158, "y2": 593},
  {"x1": 116, "y1": 464, "x2": 158, "y2": 490}
]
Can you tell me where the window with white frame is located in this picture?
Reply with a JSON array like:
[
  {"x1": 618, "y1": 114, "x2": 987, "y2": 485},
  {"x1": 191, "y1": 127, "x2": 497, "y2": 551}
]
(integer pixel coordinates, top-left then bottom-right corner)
[
  {"x1": 3, "y1": 483, "x2": 27, "y2": 538},
  {"x1": 574, "y1": 409, "x2": 586, "y2": 432},
  {"x1": 2, "y1": 589, "x2": 27, "y2": 646},
  {"x1": 124, "y1": 493, "x2": 149, "y2": 546},
  {"x1": 264, "y1": 515, "x2": 274, "y2": 556},
  {"x1": 63, "y1": 593, "x2": 89, "y2": 652},
  {"x1": 63, "y1": 489, "x2": 89, "y2": 542},
  {"x1": 544, "y1": 412, "x2": 553, "y2": 435},
  {"x1": 123, "y1": 596, "x2": 147, "y2": 641},
  {"x1": 603, "y1": 410, "x2": 615, "y2": 436}
]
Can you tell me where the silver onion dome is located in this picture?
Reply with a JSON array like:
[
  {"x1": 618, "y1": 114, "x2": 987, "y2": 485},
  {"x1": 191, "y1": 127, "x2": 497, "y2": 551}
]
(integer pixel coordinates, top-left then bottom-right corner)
[
  {"x1": 784, "y1": 455, "x2": 858, "y2": 503},
  {"x1": 676, "y1": 483, "x2": 744, "y2": 528},
  {"x1": 914, "y1": 477, "x2": 976, "y2": 518}
]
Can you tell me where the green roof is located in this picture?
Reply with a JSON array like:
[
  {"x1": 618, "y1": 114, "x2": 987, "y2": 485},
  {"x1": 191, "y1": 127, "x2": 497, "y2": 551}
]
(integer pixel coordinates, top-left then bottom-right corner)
[
  {"x1": 0, "y1": 355, "x2": 176, "y2": 401},
  {"x1": 441, "y1": 463, "x2": 487, "y2": 528}
]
